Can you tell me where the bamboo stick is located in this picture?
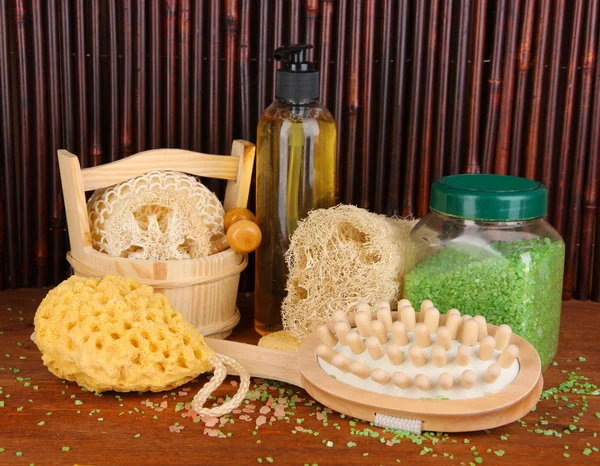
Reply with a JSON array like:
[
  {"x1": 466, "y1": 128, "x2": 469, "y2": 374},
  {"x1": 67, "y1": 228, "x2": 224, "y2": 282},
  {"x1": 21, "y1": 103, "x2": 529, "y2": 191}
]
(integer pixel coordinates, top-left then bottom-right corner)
[
  {"x1": 319, "y1": 0, "x2": 333, "y2": 110},
  {"x1": 32, "y1": 0, "x2": 49, "y2": 286},
  {"x1": 90, "y1": 0, "x2": 103, "y2": 165},
  {"x1": 73, "y1": 0, "x2": 88, "y2": 167},
  {"x1": 150, "y1": 0, "x2": 162, "y2": 148},
  {"x1": 554, "y1": 0, "x2": 585, "y2": 236},
  {"x1": 494, "y1": 0, "x2": 521, "y2": 175},
  {"x1": 524, "y1": 0, "x2": 550, "y2": 180},
  {"x1": 257, "y1": 0, "x2": 270, "y2": 118},
  {"x1": 564, "y1": 0, "x2": 599, "y2": 299},
  {"x1": 224, "y1": 0, "x2": 238, "y2": 151},
  {"x1": 178, "y1": 0, "x2": 191, "y2": 149},
  {"x1": 304, "y1": 0, "x2": 318, "y2": 62},
  {"x1": 434, "y1": 0, "x2": 453, "y2": 179},
  {"x1": 164, "y1": 0, "x2": 177, "y2": 147},
  {"x1": 134, "y1": 0, "x2": 147, "y2": 153},
  {"x1": 465, "y1": 0, "x2": 485, "y2": 174},
  {"x1": 374, "y1": 0, "x2": 393, "y2": 213},
  {"x1": 290, "y1": 0, "x2": 301, "y2": 44},
  {"x1": 271, "y1": 0, "x2": 284, "y2": 101},
  {"x1": 108, "y1": 0, "x2": 119, "y2": 160},
  {"x1": 121, "y1": 0, "x2": 134, "y2": 158},
  {"x1": 239, "y1": 0, "x2": 252, "y2": 141},
  {"x1": 541, "y1": 0, "x2": 566, "y2": 211},
  {"x1": 59, "y1": 0, "x2": 75, "y2": 153},
  {"x1": 192, "y1": 0, "x2": 205, "y2": 152},
  {"x1": 418, "y1": 0, "x2": 439, "y2": 218},
  {"x1": 209, "y1": 0, "x2": 222, "y2": 157},
  {"x1": 360, "y1": 0, "x2": 376, "y2": 209},
  {"x1": 481, "y1": 0, "x2": 507, "y2": 174},
  {"x1": 578, "y1": 32, "x2": 600, "y2": 300},
  {"x1": 509, "y1": 0, "x2": 535, "y2": 177},
  {"x1": 344, "y1": 0, "x2": 362, "y2": 204},
  {"x1": 403, "y1": 0, "x2": 426, "y2": 217},
  {"x1": 386, "y1": 0, "x2": 408, "y2": 216},
  {"x1": 332, "y1": 0, "x2": 347, "y2": 203},
  {"x1": 0, "y1": 0, "x2": 18, "y2": 287},
  {"x1": 14, "y1": 0, "x2": 32, "y2": 285},
  {"x1": 449, "y1": 0, "x2": 471, "y2": 175}
]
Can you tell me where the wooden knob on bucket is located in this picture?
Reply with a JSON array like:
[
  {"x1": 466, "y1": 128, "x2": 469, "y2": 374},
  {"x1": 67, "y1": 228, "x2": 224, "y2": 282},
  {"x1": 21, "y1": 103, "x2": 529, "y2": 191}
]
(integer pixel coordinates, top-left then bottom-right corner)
[{"x1": 211, "y1": 209, "x2": 262, "y2": 254}]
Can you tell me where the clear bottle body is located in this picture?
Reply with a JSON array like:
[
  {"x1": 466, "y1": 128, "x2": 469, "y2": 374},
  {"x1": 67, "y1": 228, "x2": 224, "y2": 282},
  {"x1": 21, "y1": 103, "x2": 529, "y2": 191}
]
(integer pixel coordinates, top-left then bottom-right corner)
[
  {"x1": 255, "y1": 98, "x2": 336, "y2": 335},
  {"x1": 404, "y1": 212, "x2": 565, "y2": 370}
]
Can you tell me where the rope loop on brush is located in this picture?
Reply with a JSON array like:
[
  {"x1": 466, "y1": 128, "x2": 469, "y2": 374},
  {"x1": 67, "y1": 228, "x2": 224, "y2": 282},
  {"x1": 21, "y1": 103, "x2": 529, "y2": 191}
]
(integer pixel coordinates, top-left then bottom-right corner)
[{"x1": 191, "y1": 353, "x2": 250, "y2": 417}]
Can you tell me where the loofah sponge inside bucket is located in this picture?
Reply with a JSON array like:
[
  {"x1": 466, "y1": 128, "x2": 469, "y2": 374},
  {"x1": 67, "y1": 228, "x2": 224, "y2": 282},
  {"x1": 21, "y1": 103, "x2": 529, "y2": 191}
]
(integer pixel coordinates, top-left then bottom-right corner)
[
  {"x1": 281, "y1": 205, "x2": 417, "y2": 341},
  {"x1": 33, "y1": 275, "x2": 214, "y2": 393}
]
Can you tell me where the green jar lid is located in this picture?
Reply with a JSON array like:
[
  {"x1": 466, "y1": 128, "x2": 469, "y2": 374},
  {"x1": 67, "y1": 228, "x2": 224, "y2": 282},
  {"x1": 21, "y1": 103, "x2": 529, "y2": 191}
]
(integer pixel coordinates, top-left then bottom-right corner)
[{"x1": 430, "y1": 174, "x2": 547, "y2": 221}]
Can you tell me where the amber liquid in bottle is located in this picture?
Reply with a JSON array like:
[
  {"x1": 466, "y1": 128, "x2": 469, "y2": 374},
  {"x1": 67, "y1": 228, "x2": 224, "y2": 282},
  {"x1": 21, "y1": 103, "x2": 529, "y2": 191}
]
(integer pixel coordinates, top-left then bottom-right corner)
[{"x1": 255, "y1": 99, "x2": 336, "y2": 335}]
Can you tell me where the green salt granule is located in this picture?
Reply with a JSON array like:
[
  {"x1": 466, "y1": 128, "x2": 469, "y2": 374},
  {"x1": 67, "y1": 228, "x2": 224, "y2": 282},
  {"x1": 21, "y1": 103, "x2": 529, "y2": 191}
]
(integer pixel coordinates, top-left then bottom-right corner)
[{"x1": 404, "y1": 237, "x2": 564, "y2": 368}]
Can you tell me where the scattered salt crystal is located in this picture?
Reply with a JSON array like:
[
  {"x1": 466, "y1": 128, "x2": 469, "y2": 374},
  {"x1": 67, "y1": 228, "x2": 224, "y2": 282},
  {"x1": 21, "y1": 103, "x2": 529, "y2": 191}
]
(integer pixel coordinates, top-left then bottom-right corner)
[
  {"x1": 217, "y1": 397, "x2": 224, "y2": 403},
  {"x1": 204, "y1": 428, "x2": 220, "y2": 437},
  {"x1": 259, "y1": 385, "x2": 268, "y2": 390},
  {"x1": 155, "y1": 408, "x2": 164, "y2": 412},
  {"x1": 243, "y1": 407, "x2": 255, "y2": 413},
  {"x1": 255, "y1": 378, "x2": 265, "y2": 384},
  {"x1": 277, "y1": 398, "x2": 287, "y2": 405},
  {"x1": 182, "y1": 387, "x2": 190, "y2": 392},
  {"x1": 270, "y1": 416, "x2": 276, "y2": 422},
  {"x1": 160, "y1": 401, "x2": 168, "y2": 408},
  {"x1": 260, "y1": 406, "x2": 271, "y2": 415},
  {"x1": 239, "y1": 415, "x2": 252, "y2": 422},
  {"x1": 178, "y1": 391, "x2": 187, "y2": 396},
  {"x1": 266, "y1": 398, "x2": 274, "y2": 407},
  {"x1": 324, "y1": 408, "x2": 332, "y2": 414},
  {"x1": 316, "y1": 412, "x2": 325, "y2": 421},
  {"x1": 296, "y1": 426, "x2": 304, "y2": 432},
  {"x1": 274, "y1": 406, "x2": 286, "y2": 417},
  {"x1": 246, "y1": 404, "x2": 256, "y2": 409},
  {"x1": 233, "y1": 409, "x2": 242, "y2": 414},
  {"x1": 202, "y1": 416, "x2": 219, "y2": 427},
  {"x1": 268, "y1": 386, "x2": 277, "y2": 391},
  {"x1": 386, "y1": 440, "x2": 394, "y2": 446},
  {"x1": 230, "y1": 380, "x2": 238, "y2": 387},
  {"x1": 256, "y1": 415, "x2": 267, "y2": 427}
]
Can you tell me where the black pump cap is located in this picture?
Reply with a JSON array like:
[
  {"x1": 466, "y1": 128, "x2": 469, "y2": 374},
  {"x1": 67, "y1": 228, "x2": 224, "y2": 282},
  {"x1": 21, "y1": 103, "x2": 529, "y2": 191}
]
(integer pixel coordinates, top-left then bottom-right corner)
[{"x1": 274, "y1": 44, "x2": 320, "y2": 102}]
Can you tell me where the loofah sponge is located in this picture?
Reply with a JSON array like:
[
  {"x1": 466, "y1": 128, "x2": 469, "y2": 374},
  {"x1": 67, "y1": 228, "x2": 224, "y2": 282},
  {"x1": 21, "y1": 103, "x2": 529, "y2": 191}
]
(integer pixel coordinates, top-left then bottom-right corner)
[
  {"x1": 281, "y1": 205, "x2": 418, "y2": 341},
  {"x1": 258, "y1": 330, "x2": 301, "y2": 351},
  {"x1": 33, "y1": 275, "x2": 214, "y2": 393},
  {"x1": 87, "y1": 170, "x2": 225, "y2": 260}
]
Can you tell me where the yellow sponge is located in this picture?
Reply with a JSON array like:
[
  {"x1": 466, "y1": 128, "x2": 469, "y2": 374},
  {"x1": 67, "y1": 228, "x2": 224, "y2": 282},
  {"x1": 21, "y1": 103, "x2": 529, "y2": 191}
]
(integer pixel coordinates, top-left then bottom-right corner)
[
  {"x1": 33, "y1": 275, "x2": 214, "y2": 393},
  {"x1": 258, "y1": 331, "x2": 301, "y2": 351}
]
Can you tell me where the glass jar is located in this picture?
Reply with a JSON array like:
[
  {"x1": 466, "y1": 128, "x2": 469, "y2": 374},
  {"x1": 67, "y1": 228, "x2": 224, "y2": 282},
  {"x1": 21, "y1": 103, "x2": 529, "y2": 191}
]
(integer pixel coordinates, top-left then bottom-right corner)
[{"x1": 403, "y1": 174, "x2": 565, "y2": 370}]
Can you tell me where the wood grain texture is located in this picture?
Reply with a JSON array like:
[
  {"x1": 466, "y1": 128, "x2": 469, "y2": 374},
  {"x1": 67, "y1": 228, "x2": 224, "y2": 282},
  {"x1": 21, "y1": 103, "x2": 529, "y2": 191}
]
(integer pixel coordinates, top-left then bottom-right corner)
[
  {"x1": 178, "y1": 0, "x2": 191, "y2": 149},
  {"x1": 0, "y1": 292, "x2": 598, "y2": 464}
]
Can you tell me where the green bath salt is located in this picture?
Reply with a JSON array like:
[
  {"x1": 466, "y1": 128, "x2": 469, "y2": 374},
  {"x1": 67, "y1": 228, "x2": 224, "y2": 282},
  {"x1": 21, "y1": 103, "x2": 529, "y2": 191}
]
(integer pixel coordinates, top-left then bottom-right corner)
[{"x1": 404, "y1": 237, "x2": 564, "y2": 369}]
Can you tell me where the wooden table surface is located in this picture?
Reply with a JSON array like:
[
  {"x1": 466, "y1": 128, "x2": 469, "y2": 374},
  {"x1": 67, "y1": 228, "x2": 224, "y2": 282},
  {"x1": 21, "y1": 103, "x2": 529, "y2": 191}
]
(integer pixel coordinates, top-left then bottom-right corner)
[{"x1": 1, "y1": 288, "x2": 599, "y2": 466}]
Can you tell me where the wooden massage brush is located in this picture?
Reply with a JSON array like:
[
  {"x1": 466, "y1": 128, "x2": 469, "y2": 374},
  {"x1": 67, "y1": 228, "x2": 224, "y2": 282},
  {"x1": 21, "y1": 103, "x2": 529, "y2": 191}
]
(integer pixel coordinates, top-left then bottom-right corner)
[{"x1": 207, "y1": 300, "x2": 543, "y2": 434}]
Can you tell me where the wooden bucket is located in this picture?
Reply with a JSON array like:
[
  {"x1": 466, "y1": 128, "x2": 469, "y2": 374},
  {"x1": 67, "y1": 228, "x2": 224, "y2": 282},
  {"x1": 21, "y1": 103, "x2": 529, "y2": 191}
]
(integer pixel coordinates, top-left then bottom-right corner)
[{"x1": 58, "y1": 141, "x2": 256, "y2": 339}]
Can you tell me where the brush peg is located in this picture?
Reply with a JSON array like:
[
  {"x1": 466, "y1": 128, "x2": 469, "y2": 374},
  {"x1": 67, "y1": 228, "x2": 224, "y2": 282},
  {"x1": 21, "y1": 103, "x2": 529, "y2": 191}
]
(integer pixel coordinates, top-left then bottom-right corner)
[
  {"x1": 400, "y1": 305, "x2": 417, "y2": 331},
  {"x1": 224, "y1": 207, "x2": 256, "y2": 230},
  {"x1": 420, "y1": 299, "x2": 434, "y2": 316},
  {"x1": 349, "y1": 361, "x2": 371, "y2": 379},
  {"x1": 442, "y1": 308, "x2": 460, "y2": 325},
  {"x1": 333, "y1": 310, "x2": 349, "y2": 324},
  {"x1": 334, "y1": 321, "x2": 351, "y2": 346},
  {"x1": 375, "y1": 300, "x2": 391, "y2": 311},
  {"x1": 461, "y1": 369, "x2": 477, "y2": 388},
  {"x1": 391, "y1": 321, "x2": 409, "y2": 346},
  {"x1": 431, "y1": 344, "x2": 447, "y2": 368},
  {"x1": 484, "y1": 363, "x2": 502, "y2": 383},
  {"x1": 355, "y1": 312, "x2": 372, "y2": 337},
  {"x1": 457, "y1": 315, "x2": 472, "y2": 340},
  {"x1": 415, "y1": 374, "x2": 432, "y2": 391},
  {"x1": 461, "y1": 319, "x2": 479, "y2": 346},
  {"x1": 456, "y1": 345, "x2": 471, "y2": 366},
  {"x1": 356, "y1": 302, "x2": 372, "y2": 314},
  {"x1": 366, "y1": 336, "x2": 385, "y2": 360},
  {"x1": 473, "y1": 315, "x2": 488, "y2": 340},
  {"x1": 436, "y1": 326, "x2": 452, "y2": 351},
  {"x1": 376, "y1": 307, "x2": 393, "y2": 332},
  {"x1": 386, "y1": 343, "x2": 404, "y2": 365},
  {"x1": 408, "y1": 345, "x2": 427, "y2": 367},
  {"x1": 331, "y1": 353, "x2": 352, "y2": 373},
  {"x1": 392, "y1": 372, "x2": 411, "y2": 389},
  {"x1": 346, "y1": 331, "x2": 366, "y2": 355},
  {"x1": 495, "y1": 325, "x2": 513, "y2": 351},
  {"x1": 317, "y1": 325, "x2": 338, "y2": 348},
  {"x1": 478, "y1": 336, "x2": 496, "y2": 361},
  {"x1": 438, "y1": 372, "x2": 454, "y2": 390},
  {"x1": 316, "y1": 344, "x2": 336, "y2": 364},
  {"x1": 370, "y1": 320, "x2": 388, "y2": 344},
  {"x1": 424, "y1": 307, "x2": 440, "y2": 333},
  {"x1": 398, "y1": 299, "x2": 411, "y2": 310},
  {"x1": 498, "y1": 344, "x2": 519, "y2": 368},
  {"x1": 445, "y1": 314, "x2": 462, "y2": 339},
  {"x1": 414, "y1": 323, "x2": 432, "y2": 348},
  {"x1": 371, "y1": 368, "x2": 391, "y2": 385}
]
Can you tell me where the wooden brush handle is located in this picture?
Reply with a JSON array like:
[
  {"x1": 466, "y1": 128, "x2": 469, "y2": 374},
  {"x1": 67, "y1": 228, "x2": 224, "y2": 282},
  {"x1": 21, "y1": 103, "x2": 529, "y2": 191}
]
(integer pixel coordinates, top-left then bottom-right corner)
[{"x1": 205, "y1": 338, "x2": 303, "y2": 387}]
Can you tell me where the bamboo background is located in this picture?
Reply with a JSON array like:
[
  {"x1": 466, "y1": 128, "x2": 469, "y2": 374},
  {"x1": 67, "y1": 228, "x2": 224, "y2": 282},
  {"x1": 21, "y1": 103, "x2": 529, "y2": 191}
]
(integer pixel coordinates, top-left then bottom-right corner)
[{"x1": 1, "y1": 0, "x2": 599, "y2": 301}]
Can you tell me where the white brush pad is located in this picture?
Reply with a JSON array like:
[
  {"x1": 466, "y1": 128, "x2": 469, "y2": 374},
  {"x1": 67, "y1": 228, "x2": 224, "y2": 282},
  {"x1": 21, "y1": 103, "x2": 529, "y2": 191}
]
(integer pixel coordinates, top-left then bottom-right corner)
[{"x1": 317, "y1": 329, "x2": 519, "y2": 400}]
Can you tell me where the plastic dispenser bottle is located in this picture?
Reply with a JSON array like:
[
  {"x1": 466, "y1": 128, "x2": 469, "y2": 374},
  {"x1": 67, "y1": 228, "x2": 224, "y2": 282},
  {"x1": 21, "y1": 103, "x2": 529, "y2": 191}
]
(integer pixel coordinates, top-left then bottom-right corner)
[{"x1": 255, "y1": 44, "x2": 336, "y2": 335}]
